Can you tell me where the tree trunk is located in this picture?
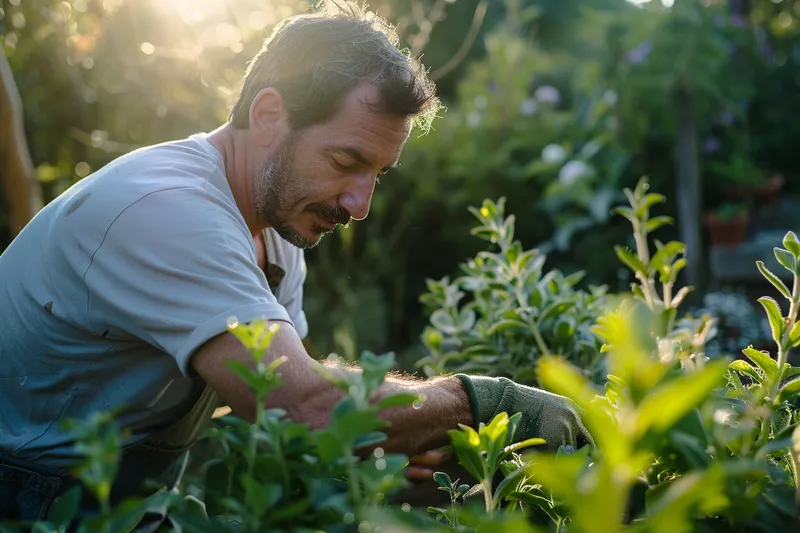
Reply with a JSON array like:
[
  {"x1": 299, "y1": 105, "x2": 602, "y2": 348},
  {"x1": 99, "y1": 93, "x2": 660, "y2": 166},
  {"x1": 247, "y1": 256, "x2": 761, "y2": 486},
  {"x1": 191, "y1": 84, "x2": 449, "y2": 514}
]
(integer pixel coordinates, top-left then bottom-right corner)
[
  {"x1": 0, "y1": 51, "x2": 41, "y2": 239},
  {"x1": 673, "y1": 80, "x2": 703, "y2": 298}
]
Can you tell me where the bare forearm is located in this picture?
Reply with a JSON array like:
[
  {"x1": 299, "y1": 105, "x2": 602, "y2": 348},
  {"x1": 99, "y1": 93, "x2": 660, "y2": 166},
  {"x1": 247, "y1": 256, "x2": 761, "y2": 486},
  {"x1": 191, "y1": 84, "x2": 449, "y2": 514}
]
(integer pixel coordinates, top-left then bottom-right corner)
[
  {"x1": 193, "y1": 324, "x2": 473, "y2": 457},
  {"x1": 272, "y1": 360, "x2": 472, "y2": 456},
  {"x1": 376, "y1": 374, "x2": 472, "y2": 455}
]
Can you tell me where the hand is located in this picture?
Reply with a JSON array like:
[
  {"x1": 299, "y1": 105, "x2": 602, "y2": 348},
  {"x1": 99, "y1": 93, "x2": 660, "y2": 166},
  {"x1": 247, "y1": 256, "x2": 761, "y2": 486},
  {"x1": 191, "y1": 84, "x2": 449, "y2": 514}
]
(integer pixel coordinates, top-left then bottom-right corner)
[
  {"x1": 454, "y1": 374, "x2": 594, "y2": 452},
  {"x1": 404, "y1": 448, "x2": 452, "y2": 481}
]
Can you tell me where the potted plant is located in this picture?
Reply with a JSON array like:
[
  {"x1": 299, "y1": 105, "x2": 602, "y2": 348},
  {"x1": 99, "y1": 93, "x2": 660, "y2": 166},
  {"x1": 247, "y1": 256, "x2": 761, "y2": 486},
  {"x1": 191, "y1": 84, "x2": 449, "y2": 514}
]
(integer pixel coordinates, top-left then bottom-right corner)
[
  {"x1": 703, "y1": 202, "x2": 750, "y2": 246},
  {"x1": 709, "y1": 154, "x2": 784, "y2": 205}
]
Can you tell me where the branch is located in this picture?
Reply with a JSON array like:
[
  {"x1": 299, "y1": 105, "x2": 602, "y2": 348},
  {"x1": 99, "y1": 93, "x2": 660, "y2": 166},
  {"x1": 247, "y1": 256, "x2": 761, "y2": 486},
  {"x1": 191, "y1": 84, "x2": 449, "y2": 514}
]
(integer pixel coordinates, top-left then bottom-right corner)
[
  {"x1": 430, "y1": 0, "x2": 489, "y2": 81},
  {"x1": 0, "y1": 51, "x2": 41, "y2": 237},
  {"x1": 409, "y1": 0, "x2": 448, "y2": 58}
]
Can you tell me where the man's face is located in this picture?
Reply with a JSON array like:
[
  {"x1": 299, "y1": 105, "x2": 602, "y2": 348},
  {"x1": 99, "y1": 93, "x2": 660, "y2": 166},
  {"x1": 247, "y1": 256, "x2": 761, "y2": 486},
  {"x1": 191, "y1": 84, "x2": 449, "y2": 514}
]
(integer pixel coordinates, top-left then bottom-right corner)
[{"x1": 254, "y1": 84, "x2": 411, "y2": 249}]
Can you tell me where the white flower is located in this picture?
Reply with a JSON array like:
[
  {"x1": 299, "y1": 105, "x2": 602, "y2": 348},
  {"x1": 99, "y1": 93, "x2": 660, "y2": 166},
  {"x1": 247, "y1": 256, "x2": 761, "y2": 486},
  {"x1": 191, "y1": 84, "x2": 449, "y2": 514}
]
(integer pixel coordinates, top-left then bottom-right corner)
[
  {"x1": 713, "y1": 408, "x2": 735, "y2": 426},
  {"x1": 467, "y1": 112, "x2": 482, "y2": 128},
  {"x1": 603, "y1": 90, "x2": 618, "y2": 106},
  {"x1": 535, "y1": 85, "x2": 560, "y2": 104},
  {"x1": 558, "y1": 160, "x2": 593, "y2": 185},
  {"x1": 519, "y1": 98, "x2": 538, "y2": 116},
  {"x1": 541, "y1": 144, "x2": 567, "y2": 165}
]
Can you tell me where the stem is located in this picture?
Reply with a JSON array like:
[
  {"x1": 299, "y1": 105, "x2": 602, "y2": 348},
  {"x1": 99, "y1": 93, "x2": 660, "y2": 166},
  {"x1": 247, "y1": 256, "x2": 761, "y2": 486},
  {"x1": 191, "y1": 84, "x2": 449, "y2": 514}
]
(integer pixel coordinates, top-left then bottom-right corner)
[
  {"x1": 632, "y1": 220, "x2": 659, "y2": 310},
  {"x1": 632, "y1": 220, "x2": 651, "y2": 266},
  {"x1": 663, "y1": 281, "x2": 673, "y2": 311},
  {"x1": 789, "y1": 450, "x2": 800, "y2": 504},
  {"x1": 482, "y1": 479, "x2": 494, "y2": 513},
  {"x1": 556, "y1": 516, "x2": 566, "y2": 533},
  {"x1": 531, "y1": 321, "x2": 552, "y2": 357},
  {"x1": 769, "y1": 275, "x2": 800, "y2": 403}
]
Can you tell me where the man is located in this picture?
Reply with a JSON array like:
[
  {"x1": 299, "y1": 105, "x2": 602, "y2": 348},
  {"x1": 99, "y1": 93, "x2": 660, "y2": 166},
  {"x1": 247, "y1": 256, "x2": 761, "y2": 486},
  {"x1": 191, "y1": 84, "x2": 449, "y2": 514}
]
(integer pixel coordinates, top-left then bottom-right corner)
[{"x1": 0, "y1": 2, "x2": 592, "y2": 525}]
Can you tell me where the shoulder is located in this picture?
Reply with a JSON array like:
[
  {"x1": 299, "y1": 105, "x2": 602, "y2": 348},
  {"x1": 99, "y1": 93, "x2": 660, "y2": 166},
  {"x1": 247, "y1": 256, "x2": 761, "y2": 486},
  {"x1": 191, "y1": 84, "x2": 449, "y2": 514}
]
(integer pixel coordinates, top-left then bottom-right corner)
[{"x1": 59, "y1": 135, "x2": 241, "y2": 244}]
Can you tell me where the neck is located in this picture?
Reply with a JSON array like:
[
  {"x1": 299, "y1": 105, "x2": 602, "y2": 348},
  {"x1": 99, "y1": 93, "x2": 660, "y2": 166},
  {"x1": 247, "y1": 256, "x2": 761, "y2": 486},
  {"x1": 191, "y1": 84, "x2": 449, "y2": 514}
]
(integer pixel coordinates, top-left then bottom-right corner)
[{"x1": 206, "y1": 123, "x2": 265, "y2": 237}]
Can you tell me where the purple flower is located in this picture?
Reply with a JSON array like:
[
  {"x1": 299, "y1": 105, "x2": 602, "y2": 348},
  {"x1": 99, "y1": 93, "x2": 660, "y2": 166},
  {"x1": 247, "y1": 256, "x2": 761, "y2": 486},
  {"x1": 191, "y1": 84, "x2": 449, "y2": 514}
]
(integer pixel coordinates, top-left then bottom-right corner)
[
  {"x1": 703, "y1": 137, "x2": 721, "y2": 154},
  {"x1": 731, "y1": 13, "x2": 748, "y2": 28},
  {"x1": 759, "y1": 42, "x2": 773, "y2": 61},
  {"x1": 736, "y1": 98, "x2": 749, "y2": 112},
  {"x1": 626, "y1": 41, "x2": 653, "y2": 64},
  {"x1": 718, "y1": 111, "x2": 736, "y2": 126}
]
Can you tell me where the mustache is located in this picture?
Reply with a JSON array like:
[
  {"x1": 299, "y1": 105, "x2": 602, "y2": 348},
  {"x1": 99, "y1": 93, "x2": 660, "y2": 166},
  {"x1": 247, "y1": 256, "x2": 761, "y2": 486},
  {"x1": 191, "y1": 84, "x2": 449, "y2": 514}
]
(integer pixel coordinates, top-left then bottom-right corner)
[{"x1": 306, "y1": 204, "x2": 351, "y2": 225}]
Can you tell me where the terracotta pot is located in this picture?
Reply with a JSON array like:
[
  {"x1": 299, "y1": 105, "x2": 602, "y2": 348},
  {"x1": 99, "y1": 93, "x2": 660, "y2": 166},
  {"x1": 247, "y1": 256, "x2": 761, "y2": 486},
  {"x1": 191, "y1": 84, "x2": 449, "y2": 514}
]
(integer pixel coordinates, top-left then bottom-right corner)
[
  {"x1": 722, "y1": 174, "x2": 785, "y2": 205},
  {"x1": 704, "y1": 211, "x2": 749, "y2": 247}
]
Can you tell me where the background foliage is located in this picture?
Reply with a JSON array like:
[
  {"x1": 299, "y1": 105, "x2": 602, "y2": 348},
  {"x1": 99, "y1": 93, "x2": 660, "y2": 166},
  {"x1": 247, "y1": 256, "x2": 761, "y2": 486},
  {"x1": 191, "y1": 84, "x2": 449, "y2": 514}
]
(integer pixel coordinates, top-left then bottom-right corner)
[{"x1": 2, "y1": 0, "x2": 800, "y2": 363}]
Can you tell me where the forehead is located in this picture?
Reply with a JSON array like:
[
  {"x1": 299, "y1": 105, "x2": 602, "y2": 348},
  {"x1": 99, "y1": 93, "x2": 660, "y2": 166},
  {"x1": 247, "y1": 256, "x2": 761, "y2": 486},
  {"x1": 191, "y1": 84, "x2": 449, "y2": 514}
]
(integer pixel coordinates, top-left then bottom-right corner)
[{"x1": 303, "y1": 84, "x2": 412, "y2": 164}]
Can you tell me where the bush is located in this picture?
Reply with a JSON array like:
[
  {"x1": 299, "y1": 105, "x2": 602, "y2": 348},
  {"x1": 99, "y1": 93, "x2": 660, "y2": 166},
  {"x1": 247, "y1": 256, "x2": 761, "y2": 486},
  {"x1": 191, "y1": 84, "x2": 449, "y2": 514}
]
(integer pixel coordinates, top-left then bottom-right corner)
[{"x1": 5, "y1": 178, "x2": 800, "y2": 532}]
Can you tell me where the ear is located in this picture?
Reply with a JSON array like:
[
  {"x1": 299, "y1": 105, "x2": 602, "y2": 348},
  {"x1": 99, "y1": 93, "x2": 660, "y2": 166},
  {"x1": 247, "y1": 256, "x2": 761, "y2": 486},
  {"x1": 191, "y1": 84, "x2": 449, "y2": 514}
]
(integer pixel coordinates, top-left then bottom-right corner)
[{"x1": 249, "y1": 88, "x2": 289, "y2": 147}]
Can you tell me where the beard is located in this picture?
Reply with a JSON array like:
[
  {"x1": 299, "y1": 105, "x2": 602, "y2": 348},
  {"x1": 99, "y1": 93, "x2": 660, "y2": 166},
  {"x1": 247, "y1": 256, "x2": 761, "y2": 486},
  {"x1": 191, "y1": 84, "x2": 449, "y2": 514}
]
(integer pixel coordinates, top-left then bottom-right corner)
[{"x1": 254, "y1": 132, "x2": 351, "y2": 249}]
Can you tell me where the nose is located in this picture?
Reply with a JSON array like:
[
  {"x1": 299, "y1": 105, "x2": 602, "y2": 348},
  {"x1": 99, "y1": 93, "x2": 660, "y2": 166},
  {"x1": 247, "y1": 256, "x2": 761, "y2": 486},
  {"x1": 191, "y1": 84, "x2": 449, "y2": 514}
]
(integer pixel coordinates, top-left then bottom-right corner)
[{"x1": 338, "y1": 173, "x2": 376, "y2": 221}]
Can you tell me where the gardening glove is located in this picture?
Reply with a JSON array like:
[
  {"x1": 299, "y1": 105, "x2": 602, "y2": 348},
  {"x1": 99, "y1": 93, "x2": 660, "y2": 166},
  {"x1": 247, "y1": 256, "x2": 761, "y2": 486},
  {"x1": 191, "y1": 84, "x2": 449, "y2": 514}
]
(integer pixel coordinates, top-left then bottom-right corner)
[{"x1": 454, "y1": 374, "x2": 594, "y2": 452}]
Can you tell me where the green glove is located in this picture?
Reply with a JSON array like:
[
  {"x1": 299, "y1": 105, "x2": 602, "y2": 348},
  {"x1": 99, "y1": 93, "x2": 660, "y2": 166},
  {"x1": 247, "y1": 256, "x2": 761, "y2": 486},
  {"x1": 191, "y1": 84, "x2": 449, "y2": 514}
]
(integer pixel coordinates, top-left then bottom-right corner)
[{"x1": 454, "y1": 374, "x2": 594, "y2": 452}]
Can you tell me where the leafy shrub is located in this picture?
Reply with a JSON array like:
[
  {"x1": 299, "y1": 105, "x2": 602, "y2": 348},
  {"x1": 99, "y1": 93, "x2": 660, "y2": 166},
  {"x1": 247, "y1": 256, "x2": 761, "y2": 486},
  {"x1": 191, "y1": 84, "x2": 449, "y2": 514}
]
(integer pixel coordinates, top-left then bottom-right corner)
[
  {"x1": 6, "y1": 179, "x2": 800, "y2": 533},
  {"x1": 416, "y1": 196, "x2": 609, "y2": 385},
  {"x1": 406, "y1": 178, "x2": 800, "y2": 532}
]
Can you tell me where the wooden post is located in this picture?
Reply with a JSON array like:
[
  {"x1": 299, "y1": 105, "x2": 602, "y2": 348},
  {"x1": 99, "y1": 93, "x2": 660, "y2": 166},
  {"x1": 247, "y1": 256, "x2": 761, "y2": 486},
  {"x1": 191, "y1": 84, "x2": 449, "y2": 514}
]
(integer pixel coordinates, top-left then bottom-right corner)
[
  {"x1": 0, "y1": 51, "x2": 41, "y2": 239},
  {"x1": 673, "y1": 79, "x2": 703, "y2": 297}
]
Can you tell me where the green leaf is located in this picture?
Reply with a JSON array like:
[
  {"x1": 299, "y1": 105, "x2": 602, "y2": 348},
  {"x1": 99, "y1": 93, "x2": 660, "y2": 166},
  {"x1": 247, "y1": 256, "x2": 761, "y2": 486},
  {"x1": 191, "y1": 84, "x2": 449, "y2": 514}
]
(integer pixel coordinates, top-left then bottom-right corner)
[
  {"x1": 482, "y1": 412, "x2": 511, "y2": 466},
  {"x1": 433, "y1": 471, "x2": 452, "y2": 489},
  {"x1": 635, "y1": 359, "x2": 729, "y2": 438},
  {"x1": 504, "y1": 437, "x2": 547, "y2": 455},
  {"x1": 781, "y1": 365, "x2": 800, "y2": 383},
  {"x1": 449, "y1": 424, "x2": 487, "y2": 481},
  {"x1": 631, "y1": 284, "x2": 646, "y2": 302},
  {"x1": 728, "y1": 359, "x2": 762, "y2": 383},
  {"x1": 353, "y1": 431, "x2": 388, "y2": 449},
  {"x1": 555, "y1": 315, "x2": 576, "y2": 340},
  {"x1": 430, "y1": 309, "x2": 460, "y2": 335},
  {"x1": 758, "y1": 296, "x2": 785, "y2": 342},
  {"x1": 564, "y1": 270, "x2": 586, "y2": 286},
  {"x1": 513, "y1": 367, "x2": 539, "y2": 384},
  {"x1": 670, "y1": 286, "x2": 693, "y2": 308},
  {"x1": 377, "y1": 393, "x2": 421, "y2": 410},
  {"x1": 783, "y1": 231, "x2": 800, "y2": 257},
  {"x1": 775, "y1": 248, "x2": 797, "y2": 273},
  {"x1": 506, "y1": 491, "x2": 559, "y2": 521},
  {"x1": 670, "y1": 431, "x2": 711, "y2": 469},
  {"x1": 637, "y1": 193, "x2": 666, "y2": 219},
  {"x1": 270, "y1": 499, "x2": 311, "y2": 522},
  {"x1": 613, "y1": 206, "x2": 636, "y2": 223},
  {"x1": 778, "y1": 378, "x2": 800, "y2": 403},
  {"x1": 756, "y1": 261, "x2": 791, "y2": 299},
  {"x1": 492, "y1": 466, "x2": 528, "y2": 505},
  {"x1": 742, "y1": 347, "x2": 779, "y2": 383},
  {"x1": 644, "y1": 215, "x2": 673, "y2": 234},
  {"x1": 47, "y1": 485, "x2": 82, "y2": 526},
  {"x1": 789, "y1": 322, "x2": 800, "y2": 349},
  {"x1": 643, "y1": 468, "x2": 728, "y2": 532},
  {"x1": 615, "y1": 246, "x2": 648, "y2": 276},
  {"x1": 486, "y1": 318, "x2": 528, "y2": 335}
]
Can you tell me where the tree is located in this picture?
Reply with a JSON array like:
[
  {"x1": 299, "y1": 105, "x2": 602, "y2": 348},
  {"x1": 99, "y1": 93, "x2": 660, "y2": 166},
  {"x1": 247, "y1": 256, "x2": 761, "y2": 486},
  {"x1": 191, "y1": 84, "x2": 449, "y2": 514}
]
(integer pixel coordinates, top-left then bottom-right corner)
[{"x1": 0, "y1": 50, "x2": 41, "y2": 240}]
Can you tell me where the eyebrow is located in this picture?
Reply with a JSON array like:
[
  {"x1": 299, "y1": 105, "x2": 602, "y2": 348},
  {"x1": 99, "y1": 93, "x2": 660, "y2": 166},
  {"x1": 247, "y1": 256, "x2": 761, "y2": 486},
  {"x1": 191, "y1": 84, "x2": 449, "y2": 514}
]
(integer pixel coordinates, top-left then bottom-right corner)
[{"x1": 327, "y1": 145, "x2": 399, "y2": 174}]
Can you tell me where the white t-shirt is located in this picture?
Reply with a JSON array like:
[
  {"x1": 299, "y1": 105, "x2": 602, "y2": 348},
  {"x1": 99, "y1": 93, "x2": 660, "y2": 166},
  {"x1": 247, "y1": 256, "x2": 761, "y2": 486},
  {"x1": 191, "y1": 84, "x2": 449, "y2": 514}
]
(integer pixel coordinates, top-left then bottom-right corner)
[{"x1": 0, "y1": 133, "x2": 307, "y2": 466}]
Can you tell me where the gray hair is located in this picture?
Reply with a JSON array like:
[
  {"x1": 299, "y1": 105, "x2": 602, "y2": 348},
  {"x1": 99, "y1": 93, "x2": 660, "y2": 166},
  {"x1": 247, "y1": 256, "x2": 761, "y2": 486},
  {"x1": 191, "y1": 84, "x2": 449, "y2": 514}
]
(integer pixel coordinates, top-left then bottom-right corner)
[{"x1": 228, "y1": 1, "x2": 441, "y2": 134}]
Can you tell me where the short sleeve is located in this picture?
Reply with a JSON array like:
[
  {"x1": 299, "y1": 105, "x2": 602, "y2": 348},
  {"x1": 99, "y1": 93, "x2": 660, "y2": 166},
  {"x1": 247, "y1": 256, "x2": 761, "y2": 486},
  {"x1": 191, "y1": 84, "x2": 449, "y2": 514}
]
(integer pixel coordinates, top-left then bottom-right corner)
[
  {"x1": 83, "y1": 187, "x2": 294, "y2": 376},
  {"x1": 275, "y1": 247, "x2": 309, "y2": 340}
]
